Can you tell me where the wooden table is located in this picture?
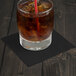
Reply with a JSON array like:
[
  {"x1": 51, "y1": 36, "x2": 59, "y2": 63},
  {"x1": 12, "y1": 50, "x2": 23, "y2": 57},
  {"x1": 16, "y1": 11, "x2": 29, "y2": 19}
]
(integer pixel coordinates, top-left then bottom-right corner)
[{"x1": 0, "y1": 0, "x2": 76, "y2": 76}]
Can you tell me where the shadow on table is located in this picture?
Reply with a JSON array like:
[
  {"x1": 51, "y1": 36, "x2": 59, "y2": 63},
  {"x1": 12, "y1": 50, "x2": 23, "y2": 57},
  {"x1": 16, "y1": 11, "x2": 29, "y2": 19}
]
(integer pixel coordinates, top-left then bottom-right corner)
[{"x1": 1, "y1": 30, "x2": 75, "y2": 66}]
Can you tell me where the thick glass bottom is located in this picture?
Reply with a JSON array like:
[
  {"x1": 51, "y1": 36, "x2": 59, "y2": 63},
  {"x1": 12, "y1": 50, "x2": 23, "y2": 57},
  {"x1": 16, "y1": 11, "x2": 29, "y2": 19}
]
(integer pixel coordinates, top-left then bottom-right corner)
[{"x1": 19, "y1": 33, "x2": 52, "y2": 51}]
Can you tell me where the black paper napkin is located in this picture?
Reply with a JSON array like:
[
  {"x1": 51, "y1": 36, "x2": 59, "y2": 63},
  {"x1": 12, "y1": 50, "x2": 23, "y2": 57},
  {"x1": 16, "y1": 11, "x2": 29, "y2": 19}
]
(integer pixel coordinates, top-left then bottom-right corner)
[{"x1": 2, "y1": 30, "x2": 75, "y2": 66}]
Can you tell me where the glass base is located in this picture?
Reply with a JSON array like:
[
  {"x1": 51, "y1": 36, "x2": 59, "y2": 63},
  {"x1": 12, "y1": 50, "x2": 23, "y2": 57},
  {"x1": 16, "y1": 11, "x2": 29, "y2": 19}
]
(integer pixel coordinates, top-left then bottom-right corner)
[{"x1": 19, "y1": 33, "x2": 52, "y2": 51}]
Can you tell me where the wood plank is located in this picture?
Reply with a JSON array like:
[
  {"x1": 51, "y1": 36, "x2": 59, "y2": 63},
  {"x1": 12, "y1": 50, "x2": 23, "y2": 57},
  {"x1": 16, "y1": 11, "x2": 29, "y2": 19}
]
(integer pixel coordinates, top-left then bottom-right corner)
[
  {"x1": 43, "y1": 48, "x2": 76, "y2": 76},
  {"x1": 58, "y1": 48, "x2": 76, "y2": 76},
  {"x1": 53, "y1": 0, "x2": 65, "y2": 37},
  {"x1": 54, "y1": 0, "x2": 76, "y2": 46},
  {"x1": 68, "y1": 48, "x2": 76, "y2": 76},
  {"x1": 64, "y1": 3, "x2": 76, "y2": 46},
  {"x1": 0, "y1": 0, "x2": 15, "y2": 71},
  {"x1": 64, "y1": 0, "x2": 76, "y2": 3},
  {"x1": 0, "y1": 0, "x2": 20, "y2": 75},
  {"x1": 43, "y1": 58, "x2": 60, "y2": 76}
]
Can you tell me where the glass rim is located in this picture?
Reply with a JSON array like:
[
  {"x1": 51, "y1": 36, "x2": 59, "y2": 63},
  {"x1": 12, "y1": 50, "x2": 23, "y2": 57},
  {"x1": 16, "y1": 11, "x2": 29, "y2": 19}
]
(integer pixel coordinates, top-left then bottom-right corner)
[{"x1": 17, "y1": 0, "x2": 53, "y2": 15}]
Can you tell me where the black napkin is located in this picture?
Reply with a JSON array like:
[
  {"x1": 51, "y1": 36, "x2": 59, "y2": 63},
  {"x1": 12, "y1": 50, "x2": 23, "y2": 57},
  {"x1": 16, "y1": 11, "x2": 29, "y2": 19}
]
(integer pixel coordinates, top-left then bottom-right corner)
[{"x1": 2, "y1": 30, "x2": 75, "y2": 66}]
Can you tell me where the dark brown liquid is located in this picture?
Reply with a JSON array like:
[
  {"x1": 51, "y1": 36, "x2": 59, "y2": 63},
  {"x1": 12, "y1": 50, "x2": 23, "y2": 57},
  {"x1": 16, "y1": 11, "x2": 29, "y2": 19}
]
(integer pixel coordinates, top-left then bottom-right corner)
[{"x1": 17, "y1": 1, "x2": 54, "y2": 41}]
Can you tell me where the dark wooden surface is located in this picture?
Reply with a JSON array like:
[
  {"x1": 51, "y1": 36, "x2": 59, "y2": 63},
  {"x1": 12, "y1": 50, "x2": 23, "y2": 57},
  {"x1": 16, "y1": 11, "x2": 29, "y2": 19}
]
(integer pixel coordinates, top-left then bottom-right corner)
[{"x1": 0, "y1": 0, "x2": 76, "y2": 76}]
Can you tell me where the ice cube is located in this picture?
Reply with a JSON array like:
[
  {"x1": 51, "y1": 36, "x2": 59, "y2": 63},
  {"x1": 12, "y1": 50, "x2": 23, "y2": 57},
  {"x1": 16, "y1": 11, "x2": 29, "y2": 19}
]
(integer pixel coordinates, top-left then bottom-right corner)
[
  {"x1": 22, "y1": 6, "x2": 30, "y2": 12},
  {"x1": 41, "y1": 2, "x2": 51, "y2": 9},
  {"x1": 29, "y1": 2, "x2": 34, "y2": 7},
  {"x1": 38, "y1": 4, "x2": 44, "y2": 12},
  {"x1": 21, "y1": 2, "x2": 35, "y2": 12},
  {"x1": 38, "y1": 2, "x2": 51, "y2": 12}
]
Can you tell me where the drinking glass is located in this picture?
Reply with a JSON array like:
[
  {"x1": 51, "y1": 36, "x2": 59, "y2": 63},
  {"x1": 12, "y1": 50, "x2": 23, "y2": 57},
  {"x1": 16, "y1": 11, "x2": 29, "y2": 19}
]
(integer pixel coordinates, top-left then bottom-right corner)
[{"x1": 17, "y1": 0, "x2": 54, "y2": 51}]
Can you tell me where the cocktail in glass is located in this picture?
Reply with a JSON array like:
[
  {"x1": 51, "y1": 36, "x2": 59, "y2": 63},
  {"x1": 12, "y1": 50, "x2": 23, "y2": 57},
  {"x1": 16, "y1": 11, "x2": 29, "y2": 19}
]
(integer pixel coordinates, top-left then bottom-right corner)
[{"x1": 17, "y1": 0, "x2": 54, "y2": 51}]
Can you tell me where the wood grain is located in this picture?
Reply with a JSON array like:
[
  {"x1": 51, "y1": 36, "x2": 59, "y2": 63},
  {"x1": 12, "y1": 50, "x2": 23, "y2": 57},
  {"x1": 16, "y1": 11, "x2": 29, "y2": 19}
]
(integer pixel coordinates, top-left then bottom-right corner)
[
  {"x1": 0, "y1": 0, "x2": 20, "y2": 76},
  {"x1": 0, "y1": 0, "x2": 15, "y2": 72},
  {"x1": 43, "y1": 48, "x2": 76, "y2": 76},
  {"x1": 0, "y1": 0, "x2": 76, "y2": 76},
  {"x1": 64, "y1": 3, "x2": 76, "y2": 46},
  {"x1": 54, "y1": 0, "x2": 65, "y2": 37},
  {"x1": 54, "y1": 0, "x2": 76, "y2": 46}
]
